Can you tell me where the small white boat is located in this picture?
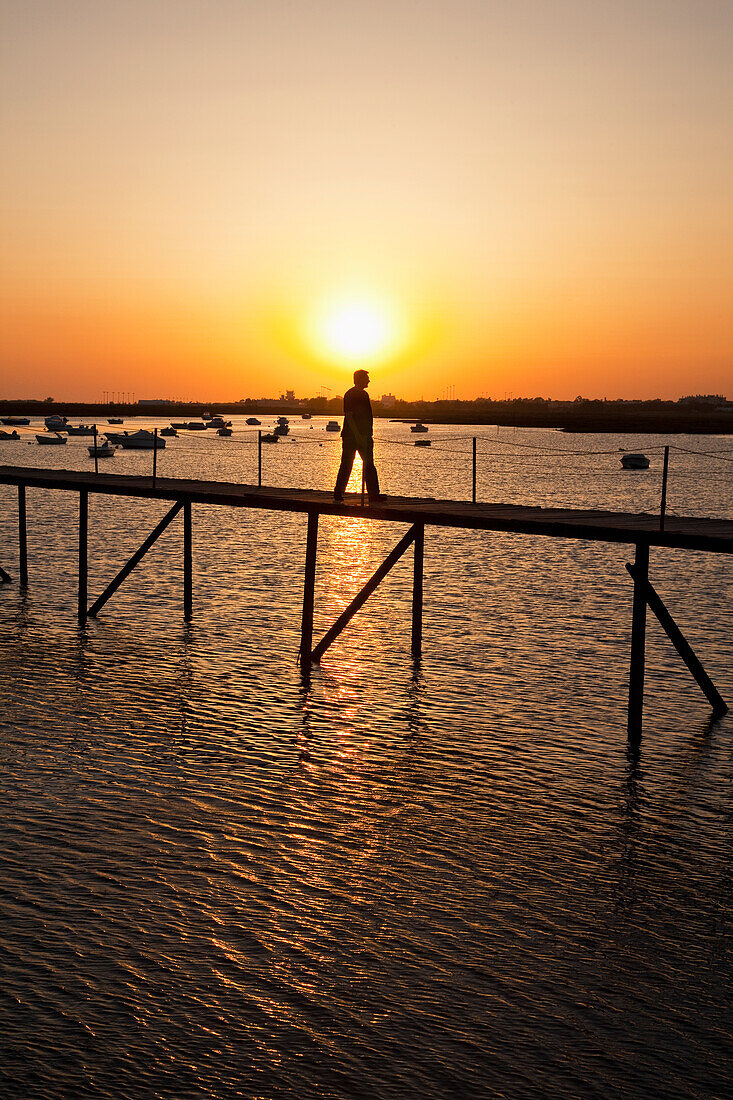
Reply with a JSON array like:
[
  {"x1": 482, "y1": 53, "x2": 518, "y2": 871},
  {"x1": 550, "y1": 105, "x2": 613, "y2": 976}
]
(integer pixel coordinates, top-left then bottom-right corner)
[
  {"x1": 410, "y1": 422, "x2": 428, "y2": 433},
  {"x1": 326, "y1": 420, "x2": 340, "y2": 432},
  {"x1": 621, "y1": 453, "x2": 650, "y2": 470},
  {"x1": 37, "y1": 432, "x2": 67, "y2": 445},
  {"x1": 116, "y1": 430, "x2": 165, "y2": 450},
  {"x1": 88, "y1": 440, "x2": 115, "y2": 458}
]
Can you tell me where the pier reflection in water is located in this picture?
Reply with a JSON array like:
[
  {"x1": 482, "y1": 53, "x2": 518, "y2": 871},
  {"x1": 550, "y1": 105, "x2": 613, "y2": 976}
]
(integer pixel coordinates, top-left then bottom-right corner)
[{"x1": 0, "y1": 423, "x2": 731, "y2": 1097}]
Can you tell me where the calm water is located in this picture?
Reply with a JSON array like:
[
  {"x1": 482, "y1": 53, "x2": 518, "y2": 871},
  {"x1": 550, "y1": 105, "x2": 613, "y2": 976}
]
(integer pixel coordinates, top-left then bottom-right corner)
[{"x1": 1, "y1": 418, "x2": 731, "y2": 1098}]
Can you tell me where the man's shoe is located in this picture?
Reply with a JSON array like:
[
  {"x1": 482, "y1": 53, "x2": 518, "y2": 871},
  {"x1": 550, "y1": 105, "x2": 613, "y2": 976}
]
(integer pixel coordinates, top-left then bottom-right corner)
[{"x1": 369, "y1": 493, "x2": 387, "y2": 504}]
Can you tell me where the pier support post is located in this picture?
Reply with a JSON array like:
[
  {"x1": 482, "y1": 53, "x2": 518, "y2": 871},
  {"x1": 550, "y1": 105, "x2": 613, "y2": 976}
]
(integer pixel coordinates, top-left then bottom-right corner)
[
  {"x1": 299, "y1": 511, "x2": 318, "y2": 669},
  {"x1": 412, "y1": 523, "x2": 424, "y2": 660},
  {"x1": 626, "y1": 562, "x2": 727, "y2": 718},
  {"x1": 184, "y1": 498, "x2": 192, "y2": 622},
  {"x1": 312, "y1": 525, "x2": 418, "y2": 664},
  {"x1": 88, "y1": 500, "x2": 183, "y2": 618},
  {"x1": 78, "y1": 490, "x2": 88, "y2": 625},
  {"x1": 628, "y1": 541, "x2": 649, "y2": 742},
  {"x1": 18, "y1": 484, "x2": 28, "y2": 589}
]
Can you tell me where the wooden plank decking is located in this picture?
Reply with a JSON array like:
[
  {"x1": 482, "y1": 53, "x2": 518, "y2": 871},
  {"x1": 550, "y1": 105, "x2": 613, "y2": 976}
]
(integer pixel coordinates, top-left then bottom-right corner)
[{"x1": 2, "y1": 465, "x2": 732, "y2": 554}]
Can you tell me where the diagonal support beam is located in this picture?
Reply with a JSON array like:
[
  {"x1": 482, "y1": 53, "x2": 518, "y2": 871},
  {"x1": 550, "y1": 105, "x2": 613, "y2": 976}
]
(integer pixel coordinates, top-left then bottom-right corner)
[
  {"x1": 312, "y1": 524, "x2": 418, "y2": 663},
  {"x1": 626, "y1": 562, "x2": 727, "y2": 717},
  {"x1": 0, "y1": 563, "x2": 11, "y2": 584},
  {"x1": 88, "y1": 500, "x2": 183, "y2": 618}
]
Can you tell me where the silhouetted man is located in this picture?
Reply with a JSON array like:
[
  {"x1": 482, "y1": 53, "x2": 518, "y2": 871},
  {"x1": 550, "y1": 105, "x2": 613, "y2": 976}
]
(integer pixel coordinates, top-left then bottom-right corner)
[{"x1": 334, "y1": 369, "x2": 382, "y2": 503}]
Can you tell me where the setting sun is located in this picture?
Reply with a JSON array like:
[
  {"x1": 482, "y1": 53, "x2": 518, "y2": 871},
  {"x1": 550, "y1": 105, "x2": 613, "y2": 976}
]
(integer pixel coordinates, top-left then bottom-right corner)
[{"x1": 311, "y1": 294, "x2": 402, "y2": 365}]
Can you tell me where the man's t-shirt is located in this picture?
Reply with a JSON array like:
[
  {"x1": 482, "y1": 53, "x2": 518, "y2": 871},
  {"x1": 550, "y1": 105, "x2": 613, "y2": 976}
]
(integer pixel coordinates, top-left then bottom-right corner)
[{"x1": 342, "y1": 386, "x2": 373, "y2": 444}]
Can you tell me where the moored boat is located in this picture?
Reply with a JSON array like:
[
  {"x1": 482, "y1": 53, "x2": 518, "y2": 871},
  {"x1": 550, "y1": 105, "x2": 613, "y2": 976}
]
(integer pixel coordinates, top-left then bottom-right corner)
[
  {"x1": 261, "y1": 432, "x2": 280, "y2": 443},
  {"x1": 1, "y1": 416, "x2": 30, "y2": 426},
  {"x1": 217, "y1": 426, "x2": 233, "y2": 436},
  {"x1": 107, "y1": 417, "x2": 124, "y2": 424},
  {"x1": 0, "y1": 429, "x2": 21, "y2": 440},
  {"x1": 246, "y1": 417, "x2": 261, "y2": 425},
  {"x1": 621, "y1": 453, "x2": 650, "y2": 470},
  {"x1": 114, "y1": 430, "x2": 165, "y2": 449},
  {"x1": 45, "y1": 414, "x2": 68, "y2": 430},
  {"x1": 160, "y1": 426, "x2": 178, "y2": 436},
  {"x1": 410, "y1": 421, "x2": 428, "y2": 432},
  {"x1": 325, "y1": 420, "x2": 340, "y2": 431},
  {"x1": 183, "y1": 421, "x2": 206, "y2": 430},
  {"x1": 36, "y1": 432, "x2": 67, "y2": 445},
  {"x1": 414, "y1": 439, "x2": 431, "y2": 447},
  {"x1": 66, "y1": 424, "x2": 96, "y2": 436},
  {"x1": 88, "y1": 439, "x2": 115, "y2": 458}
]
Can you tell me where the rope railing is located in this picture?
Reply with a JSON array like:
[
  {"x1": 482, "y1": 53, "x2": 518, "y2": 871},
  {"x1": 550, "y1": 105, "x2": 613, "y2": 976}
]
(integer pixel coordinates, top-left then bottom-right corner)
[{"x1": 6, "y1": 423, "x2": 730, "y2": 522}]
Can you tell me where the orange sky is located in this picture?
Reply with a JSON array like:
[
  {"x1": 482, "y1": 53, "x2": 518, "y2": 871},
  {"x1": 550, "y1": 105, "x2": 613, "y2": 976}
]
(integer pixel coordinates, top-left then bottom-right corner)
[{"x1": 1, "y1": 0, "x2": 731, "y2": 401}]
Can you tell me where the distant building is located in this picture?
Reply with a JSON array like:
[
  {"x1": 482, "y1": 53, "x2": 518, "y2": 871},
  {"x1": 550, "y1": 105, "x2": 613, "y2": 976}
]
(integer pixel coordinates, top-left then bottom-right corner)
[
  {"x1": 678, "y1": 394, "x2": 727, "y2": 406},
  {"x1": 379, "y1": 393, "x2": 396, "y2": 408},
  {"x1": 137, "y1": 399, "x2": 170, "y2": 405},
  {"x1": 279, "y1": 390, "x2": 296, "y2": 402}
]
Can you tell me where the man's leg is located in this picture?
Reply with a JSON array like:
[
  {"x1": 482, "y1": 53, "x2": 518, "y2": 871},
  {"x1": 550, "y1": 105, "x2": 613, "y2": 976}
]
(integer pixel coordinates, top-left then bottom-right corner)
[
  {"x1": 358, "y1": 442, "x2": 381, "y2": 498},
  {"x1": 334, "y1": 440, "x2": 357, "y2": 499}
]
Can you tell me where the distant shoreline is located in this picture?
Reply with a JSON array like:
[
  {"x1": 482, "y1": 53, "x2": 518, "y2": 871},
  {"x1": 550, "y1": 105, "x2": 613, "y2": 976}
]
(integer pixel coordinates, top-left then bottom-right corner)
[{"x1": 1, "y1": 400, "x2": 732, "y2": 435}]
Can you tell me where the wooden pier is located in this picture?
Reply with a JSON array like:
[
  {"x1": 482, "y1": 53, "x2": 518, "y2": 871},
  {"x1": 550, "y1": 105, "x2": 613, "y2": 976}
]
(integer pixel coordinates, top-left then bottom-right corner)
[{"x1": 1, "y1": 465, "x2": 731, "y2": 743}]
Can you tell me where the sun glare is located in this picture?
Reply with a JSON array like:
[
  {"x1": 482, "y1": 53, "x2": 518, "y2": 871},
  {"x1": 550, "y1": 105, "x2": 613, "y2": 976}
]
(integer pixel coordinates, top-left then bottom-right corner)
[{"x1": 312, "y1": 294, "x2": 400, "y2": 364}]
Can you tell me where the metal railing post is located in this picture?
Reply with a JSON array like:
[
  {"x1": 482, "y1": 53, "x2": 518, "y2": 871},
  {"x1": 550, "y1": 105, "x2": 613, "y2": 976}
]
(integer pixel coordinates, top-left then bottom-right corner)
[
  {"x1": 660, "y1": 445, "x2": 669, "y2": 532},
  {"x1": 472, "y1": 437, "x2": 477, "y2": 503}
]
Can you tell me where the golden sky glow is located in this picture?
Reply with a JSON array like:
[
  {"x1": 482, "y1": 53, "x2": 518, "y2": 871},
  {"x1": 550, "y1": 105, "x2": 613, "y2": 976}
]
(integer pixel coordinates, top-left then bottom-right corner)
[
  {"x1": 307, "y1": 292, "x2": 405, "y2": 366},
  {"x1": 1, "y1": 0, "x2": 731, "y2": 400}
]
